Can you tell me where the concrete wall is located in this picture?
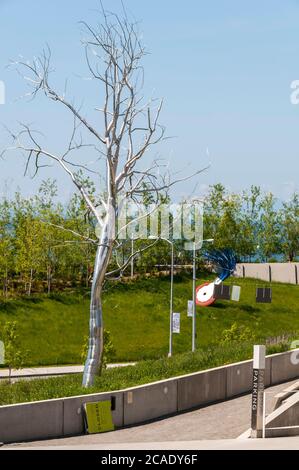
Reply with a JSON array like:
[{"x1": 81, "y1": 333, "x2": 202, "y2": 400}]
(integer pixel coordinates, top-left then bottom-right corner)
[
  {"x1": 271, "y1": 263, "x2": 299, "y2": 284},
  {"x1": 225, "y1": 357, "x2": 271, "y2": 398},
  {"x1": 0, "y1": 348, "x2": 298, "y2": 444},
  {"x1": 0, "y1": 399, "x2": 63, "y2": 444},
  {"x1": 124, "y1": 379, "x2": 177, "y2": 426},
  {"x1": 271, "y1": 349, "x2": 299, "y2": 385},
  {"x1": 177, "y1": 367, "x2": 226, "y2": 411},
  {"x1": 0, "y1": 391, "x2": 123, "y2": 443},
  {"x1": 235, "y1": 262, "x2": 299, "y2": 285}
]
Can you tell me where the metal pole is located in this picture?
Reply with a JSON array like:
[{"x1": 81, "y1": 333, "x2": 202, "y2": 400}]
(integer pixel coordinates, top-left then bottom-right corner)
[
  {"x1": 169, "y1": 242, "x2": 174, "y2": 357},
  {"x1": 192, "y1": 242, "x2": 196, "y2": 352},
  {"x1": 131, "y1": 237, "x2": 134, "y2": 279},
  {"x1": 190, "y1": 238, "x2": 213, "y2": 353}
]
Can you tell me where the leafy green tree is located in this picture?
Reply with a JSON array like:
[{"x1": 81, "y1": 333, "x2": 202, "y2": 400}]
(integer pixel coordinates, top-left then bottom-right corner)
[
  {"x1": 13, "y1": 194, "x2": 44, "y2": 295},
  {"x1": 81, "y1": 330, "x2": 116, "y2": 369},
  {"x1": 203, "y1": 183, "x2": 226, "y2": 243},
  {"x1": 238, "y1": 186, "x2": 262, "y2": 261},
  {"x1": 0, "y1": 321, "x2": 28, "y2": 383},
  {"x1": 203, "y1": 184, "x2": 242, "y2": 256},
  {"x1": 279, "y1": 193, "x2": 299, "y2": 262},
  {"x1": 217, "y1": 194, "x2": 242, "y2": 254},
  {"x1": 35, "y1": 180, "x2": 66, "y2": 293},
  {"x1": 258, "y1": 193, "x2": 280, "y2": 261},
  {"x1": 0, "y1": 198, "x2": 14, "y2": 298},
  {"x1": 0, "y1": 181, "x2": 298, "y2": 296}
]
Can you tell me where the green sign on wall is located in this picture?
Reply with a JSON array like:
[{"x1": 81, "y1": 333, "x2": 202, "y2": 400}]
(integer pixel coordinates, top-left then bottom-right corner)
[{"x1": 83, "y1": 400, "x2": 115, "y2": 434}]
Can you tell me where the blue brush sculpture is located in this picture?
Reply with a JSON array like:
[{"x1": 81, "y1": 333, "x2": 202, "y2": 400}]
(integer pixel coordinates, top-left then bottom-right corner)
[{"x1": 196, "y1": 249, "x2": 237, "y2": 306}]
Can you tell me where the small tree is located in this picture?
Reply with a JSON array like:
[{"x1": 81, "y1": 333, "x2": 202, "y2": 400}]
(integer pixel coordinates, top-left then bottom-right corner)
[
  {"x1": 259, "y1": 192, "x2": 280, "y2": 261},
  {"x1": 1, "y1": 321, "x2": 27, "y2": 383},
  {"x1": 36, "y1": 180, "x2": 61, "y2": 294},
  {"x1": 239, "y1": 186, "x2": 262, "y2": 261},
  {"x1": 14, "y1": 206, "x2": 43, "y2": 296},
  {"x1": 203, "y1": 184, "x2": 242, "y2": 255},
  {"x1": 0, "y1": 198, "x2": 14, "y2": 298},
  {"x1": 81, "y1": 329, "x2": 116, "y2": 370},
  {"x1": 279, "y1": 193, "x2": 299, "y2": 262}
]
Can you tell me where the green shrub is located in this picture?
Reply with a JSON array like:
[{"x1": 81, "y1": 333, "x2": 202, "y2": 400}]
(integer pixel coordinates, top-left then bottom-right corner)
[
  {"x1": 0, "y1": 321, "x2": 29, "y2": 382},
  {"x1": 81, "y1": 329, "x2": 116, "y2": 369},
  {"x1": 220, "y1": 322, "x2": 255, "y2": 345}
]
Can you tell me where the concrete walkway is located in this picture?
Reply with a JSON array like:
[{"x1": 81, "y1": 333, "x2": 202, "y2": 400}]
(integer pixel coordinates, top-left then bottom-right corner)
[
  {"x1": 0, "y1": 363, "x2": 136, "y2": 379},
  {"x1": 4, "y1": 437, "x2": 299, "y2": 450},
  {"x1": 5, "y1": 379, "x2": 299, "y2": 449}
]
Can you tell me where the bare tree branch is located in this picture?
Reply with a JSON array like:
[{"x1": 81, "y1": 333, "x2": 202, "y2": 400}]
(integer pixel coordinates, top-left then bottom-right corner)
[
  {"x1": 40, "y1": 220, "x2": 98, "y2": 245},
  {"x1": 105, "y1": 239, "x2": 158, "y2": 278}
]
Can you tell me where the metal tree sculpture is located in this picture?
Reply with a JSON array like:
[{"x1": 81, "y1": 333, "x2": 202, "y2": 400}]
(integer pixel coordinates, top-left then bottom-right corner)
[{"x1": 3, "y1": 7, "x2": 204, "y2": 386}]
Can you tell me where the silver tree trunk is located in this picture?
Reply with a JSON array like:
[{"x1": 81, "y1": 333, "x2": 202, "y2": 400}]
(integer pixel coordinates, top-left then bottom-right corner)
[{"x1": 82, "y1": 223, "x2": 113, "y2": 387}]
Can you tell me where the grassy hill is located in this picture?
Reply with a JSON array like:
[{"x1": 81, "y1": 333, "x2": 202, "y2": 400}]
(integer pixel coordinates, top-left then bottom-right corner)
[{"x1": 0, "y1": 273, "x2": 298, "y2": 367}]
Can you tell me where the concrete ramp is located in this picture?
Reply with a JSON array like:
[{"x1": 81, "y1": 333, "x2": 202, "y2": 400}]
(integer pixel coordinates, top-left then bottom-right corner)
[
  {"x1": 266, "y1": 387, "x2": 299, "y2": 437},
  {"x1": 273, "y1": 381, "x2": 299, "y2": 410}
]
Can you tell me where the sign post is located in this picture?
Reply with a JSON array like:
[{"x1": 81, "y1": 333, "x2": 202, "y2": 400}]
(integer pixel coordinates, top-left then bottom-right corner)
[
  {"x1": 251, "y1": 345, "x2": 266, "y2": 438},
  {"x1": 187, "y1": 300, "x2": 193, "y2": 318},
  {"x1": 192, "y1": 243, "x2": 196, "y2": 351},
  {"x1": 172, "y1": 312, "x2": 180, "y2": 334}
]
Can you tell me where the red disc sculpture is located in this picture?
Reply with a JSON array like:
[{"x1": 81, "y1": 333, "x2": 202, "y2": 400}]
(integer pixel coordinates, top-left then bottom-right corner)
[{"x1": 196, "y1": 282, "x2": 216, "y2": 306}]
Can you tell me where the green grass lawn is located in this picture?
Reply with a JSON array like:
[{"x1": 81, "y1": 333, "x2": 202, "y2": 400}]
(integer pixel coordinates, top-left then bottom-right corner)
[{"x1": 0, "y1": 273, "x2": 298, "y2": 366}]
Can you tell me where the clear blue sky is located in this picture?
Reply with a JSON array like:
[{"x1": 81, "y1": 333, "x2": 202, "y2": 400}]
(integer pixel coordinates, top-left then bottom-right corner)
[{"x1": 0, "y1": 0, "x2": 299, "y2": 202}]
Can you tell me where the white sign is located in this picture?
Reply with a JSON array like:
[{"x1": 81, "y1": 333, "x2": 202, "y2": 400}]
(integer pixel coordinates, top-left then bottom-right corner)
[
  {"x1": 231, "y1": 285, "x2": 241, "y2": 302},
  {"x1": 172, "y1": 312, "x2": 180, "y2": 334},
  {"x1": 187, "y1": 300, "x2": 193, "y2": 317}
]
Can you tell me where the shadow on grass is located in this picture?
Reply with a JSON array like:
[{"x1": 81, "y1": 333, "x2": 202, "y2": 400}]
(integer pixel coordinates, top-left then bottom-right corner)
[
  {"x1": 21, "y1": 297, "x2": 44, "y2": 305},
  {"x1": 242, "y1": 304, "x2": 261, "y2": 313},
  {"x1": 0, "y1": 301, "x2": 19, "y2": 313},
  {"x1": 48, "y1": 293, "x2": 82, "y2": 305},
  {"x1": 210, "y1": 302, "x2": 261, "y2": 314},
  {"x1": 0, "y1": 296, "x2": 46, "y2": 315},
  {"x1": 211, "y1": 302, "x2": 229, "y2": 309}
]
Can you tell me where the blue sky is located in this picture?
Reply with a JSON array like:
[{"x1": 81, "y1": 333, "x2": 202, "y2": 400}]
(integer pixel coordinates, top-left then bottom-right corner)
[{"x1": 0, "y1": 0, "x2": 299, "y2": 202}]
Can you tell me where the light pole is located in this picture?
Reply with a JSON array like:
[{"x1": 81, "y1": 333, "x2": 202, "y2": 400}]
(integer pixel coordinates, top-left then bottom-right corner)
[
  {"x1": 131, "y1": 236, "x2": 134, "y2": 279},
  {"x1": 192, "y1": 242, "x2": 196, "y2": 352},
  {"x1": 149, "y1": 236, "x2": 174, "y2": 357},
  {"x1": 192, "y1": 238, "x2": 214, "y2": 352}
]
